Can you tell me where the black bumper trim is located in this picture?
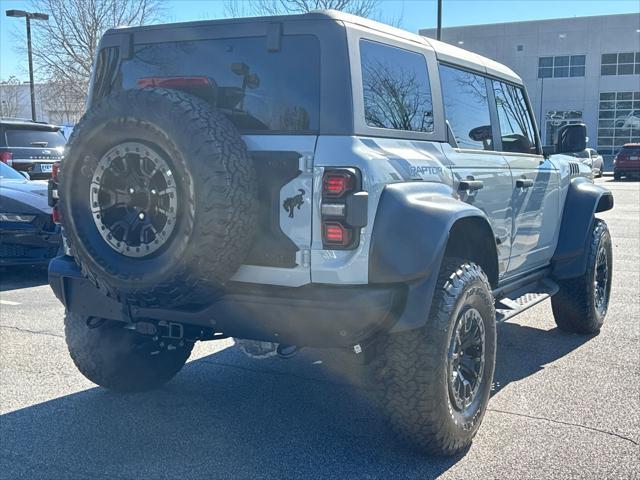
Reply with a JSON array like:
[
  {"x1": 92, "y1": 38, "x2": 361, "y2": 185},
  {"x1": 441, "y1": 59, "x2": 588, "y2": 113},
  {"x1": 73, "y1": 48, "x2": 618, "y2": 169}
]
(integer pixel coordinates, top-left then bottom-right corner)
[{"x1": 48, "y1": 256, "x2": 405, "y2": 347}]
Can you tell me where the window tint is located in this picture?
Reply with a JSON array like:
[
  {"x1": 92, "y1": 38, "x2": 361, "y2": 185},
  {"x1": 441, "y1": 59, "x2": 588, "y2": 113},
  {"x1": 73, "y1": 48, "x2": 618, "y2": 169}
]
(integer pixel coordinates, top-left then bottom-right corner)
[
  {"x1": 493, "y1": 81, "x2": 537, "y2": 154},
  {"x1": 119, "y1": 35, "x2": 320, "y2": 133},
  {"x1": 0, "y1": 162, "x2": 26, "y2": 180},
  {"x1": 4, "y1": 129, "x2": 66, "y2": 148},
  {"x1": 439, "y1": 64, "x2": 493, "y2": 150},
  {"x1": 360, "y1": 40, "x2": 434, "y2": 132}
]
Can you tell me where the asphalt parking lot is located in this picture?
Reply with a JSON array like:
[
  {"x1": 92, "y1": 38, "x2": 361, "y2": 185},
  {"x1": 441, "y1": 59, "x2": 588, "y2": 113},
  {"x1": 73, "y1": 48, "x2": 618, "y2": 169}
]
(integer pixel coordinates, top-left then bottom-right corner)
[{"x1": 0, "y1": 177, "x2": 638, "y2": 479}]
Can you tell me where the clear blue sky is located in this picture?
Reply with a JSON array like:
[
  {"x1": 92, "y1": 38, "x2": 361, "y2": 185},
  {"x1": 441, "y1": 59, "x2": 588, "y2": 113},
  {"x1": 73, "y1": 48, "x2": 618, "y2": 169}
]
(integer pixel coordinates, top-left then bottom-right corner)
[{"x1": 1, "y1": 0, "x2": 638, "y2": 80}]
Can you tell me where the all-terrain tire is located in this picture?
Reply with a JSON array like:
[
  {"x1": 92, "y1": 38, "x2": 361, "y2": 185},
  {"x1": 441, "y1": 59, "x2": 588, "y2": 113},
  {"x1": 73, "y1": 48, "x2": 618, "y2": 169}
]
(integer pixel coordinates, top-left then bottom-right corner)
[
  {"x1": 64, "y1": 311, "x2": 193, "y2": 392},
  {"x1": 372, "y1": 259, "x2": 496, "y2": 455},
  {"x1": 59, "y1": 89, "x2": 257, "y2": 307},
  {"x1": 551, "y1": 219, "x2": 612, "y2": 334}
]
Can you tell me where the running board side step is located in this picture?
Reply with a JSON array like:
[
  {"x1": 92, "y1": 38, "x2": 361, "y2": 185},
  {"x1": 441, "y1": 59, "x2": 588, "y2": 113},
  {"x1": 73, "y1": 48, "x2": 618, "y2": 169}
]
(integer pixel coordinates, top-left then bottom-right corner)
[{"x1": 494, "y1": 278, "x2": 559, "y2": 323}]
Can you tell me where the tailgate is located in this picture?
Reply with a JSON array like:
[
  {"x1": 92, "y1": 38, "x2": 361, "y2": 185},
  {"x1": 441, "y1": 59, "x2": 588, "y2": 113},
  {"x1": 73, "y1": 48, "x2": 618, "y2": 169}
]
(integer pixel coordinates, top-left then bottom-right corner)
[{"x1": 230, "y1": 135, "x2": 316, "y2": 287}]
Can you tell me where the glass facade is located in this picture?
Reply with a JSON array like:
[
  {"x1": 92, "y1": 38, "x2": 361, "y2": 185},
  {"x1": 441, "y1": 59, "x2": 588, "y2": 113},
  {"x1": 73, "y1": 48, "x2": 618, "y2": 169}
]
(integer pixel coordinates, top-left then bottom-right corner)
[
  {"x1": 600, "y1": 52, "x2": 640, "y2": 76},
  {"x1": 597, "y1": 91, "x2": 640, "y2": 158},
  {"x1": 538, "y1": 55, "x2": 585, "y2": 78}
]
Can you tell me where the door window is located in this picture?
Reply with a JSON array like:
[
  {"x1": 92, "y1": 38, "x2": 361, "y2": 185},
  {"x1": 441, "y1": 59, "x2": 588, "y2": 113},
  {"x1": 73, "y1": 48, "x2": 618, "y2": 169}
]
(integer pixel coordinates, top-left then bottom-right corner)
[
  {"x1": 492, "y1": 81, "x2": 538, "y2": 154},
  {"x1": 360, "y1": 40, "x2": 434, "y2": 132},
  {"x1": 439, "y1": 64, "x2": 493, "y2": 150}
]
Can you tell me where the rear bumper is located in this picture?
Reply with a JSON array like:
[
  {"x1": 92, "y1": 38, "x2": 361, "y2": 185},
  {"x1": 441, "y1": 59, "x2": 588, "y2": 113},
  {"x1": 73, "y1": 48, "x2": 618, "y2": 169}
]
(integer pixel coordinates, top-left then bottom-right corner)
[
  {"x1": 614, "y1": 165, "x2": 640, "y2": 176},
  {"x1": 0, "y1": 228, "x2": 61, "y2": 266},
  {"x1": 48, "y1": 256, "x2": 406, "y2": 348}
]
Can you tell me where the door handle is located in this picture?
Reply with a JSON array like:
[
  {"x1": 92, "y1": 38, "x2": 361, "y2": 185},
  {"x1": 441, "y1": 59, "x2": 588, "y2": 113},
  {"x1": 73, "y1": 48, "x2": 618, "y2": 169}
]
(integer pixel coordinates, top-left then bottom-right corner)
[
  {"x1": 459, "y1": 180, "x2": 484, "y2": 192},
  {"x1": 516, "y1": 178, "x2": 534, "y2": 189}
]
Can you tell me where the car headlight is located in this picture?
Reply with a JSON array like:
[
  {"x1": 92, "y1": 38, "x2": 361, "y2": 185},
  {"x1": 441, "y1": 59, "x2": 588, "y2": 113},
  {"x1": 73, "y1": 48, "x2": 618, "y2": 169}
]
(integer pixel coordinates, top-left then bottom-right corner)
[{"x1": 0, "y1": 213, "x2": 36, "y2": 222}]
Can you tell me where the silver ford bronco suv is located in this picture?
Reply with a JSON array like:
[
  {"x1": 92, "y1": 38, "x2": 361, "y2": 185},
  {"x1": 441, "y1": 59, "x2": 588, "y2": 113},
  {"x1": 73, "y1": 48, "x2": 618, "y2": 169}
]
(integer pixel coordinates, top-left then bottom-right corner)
[{"x1": 48, "y1": 11, "x2": 614, "y2": 455}]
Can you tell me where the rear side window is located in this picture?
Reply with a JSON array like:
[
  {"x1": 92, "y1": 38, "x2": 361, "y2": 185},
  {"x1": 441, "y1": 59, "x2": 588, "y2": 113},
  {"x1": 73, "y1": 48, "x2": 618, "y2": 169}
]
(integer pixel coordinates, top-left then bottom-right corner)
[
  {"x1": 439, "y1": 64, "x2": 492, "y2": 150},
  {"x1": 4, "y1": 128, "x2": 66, "y2": 148},
  {"x1": 492, "y1": 81, "x2": 538, "y2": 154},
  {"x1": 360, "y1": 40, "x2": 434, "y2": 132},
  {"x1": 118, "y1": 35, "x2": 320, "y2": 133}
]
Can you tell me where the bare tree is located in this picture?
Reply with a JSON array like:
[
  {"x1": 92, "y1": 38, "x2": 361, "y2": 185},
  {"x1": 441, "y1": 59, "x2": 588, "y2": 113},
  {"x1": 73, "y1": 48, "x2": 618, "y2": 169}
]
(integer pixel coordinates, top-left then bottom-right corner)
[
  {"x1": 363, "y1": 60, "x2": 433, "y2": 132},
  {"x1": 21, "y1": 0, "x2": 163, "y2": 114},
  {"x1": 0, "y1": 76, "x2": 25, "y2": 118},
  {"x1": 40, "y1": 78, "x2": 86, "y2": 124},
  {"x1": 226, "y1": 0, "x2": 381, "y2": 19}
]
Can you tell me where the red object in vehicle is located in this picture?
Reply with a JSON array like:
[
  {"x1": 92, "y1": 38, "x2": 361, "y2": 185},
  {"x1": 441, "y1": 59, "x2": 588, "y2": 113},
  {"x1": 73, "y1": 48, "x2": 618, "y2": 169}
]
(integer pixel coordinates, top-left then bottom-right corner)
[
  {"x1": 614, "y1": 143, "x2": 640, "y2": 179},
  {"x1": 0, "y1": 151, "x2": 13, "y2": 166},
  {"x1": 137, "y1": 76, "x2": 212, "y2": 89}
]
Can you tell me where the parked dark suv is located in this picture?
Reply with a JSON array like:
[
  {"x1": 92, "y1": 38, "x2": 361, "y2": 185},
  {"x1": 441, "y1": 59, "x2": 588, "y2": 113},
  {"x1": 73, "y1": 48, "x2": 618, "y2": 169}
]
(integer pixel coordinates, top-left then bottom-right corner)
[
  {"x1": 613, "y1": 143, "x2": 640, "y2": 180},
  {"x1": 0, "y1": 118, "x2": 66, "y2": 180}
]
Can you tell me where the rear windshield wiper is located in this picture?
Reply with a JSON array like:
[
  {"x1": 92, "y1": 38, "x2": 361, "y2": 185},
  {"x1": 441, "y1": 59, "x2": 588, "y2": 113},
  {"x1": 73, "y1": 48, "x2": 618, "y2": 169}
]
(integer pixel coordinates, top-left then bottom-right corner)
[{"x1": 30, "y1": 141, "x2": 48, "y2": 147}]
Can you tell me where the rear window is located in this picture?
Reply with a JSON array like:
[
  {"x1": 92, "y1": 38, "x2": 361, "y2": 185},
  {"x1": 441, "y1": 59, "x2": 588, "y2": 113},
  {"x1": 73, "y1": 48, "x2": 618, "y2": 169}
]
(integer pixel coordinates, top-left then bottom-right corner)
[
  {"x1": 4, "y1": 128, "x2": 66, "y2": 148},
  {"x1": 620, "y1": 145, "x2": 640, "y2": 155},
  {"x1": 0, "y1": 161, "x2": 26, "y2": 180},
  {"x1": 117, "y1": 35, "x2": 320, "y2": 133}
]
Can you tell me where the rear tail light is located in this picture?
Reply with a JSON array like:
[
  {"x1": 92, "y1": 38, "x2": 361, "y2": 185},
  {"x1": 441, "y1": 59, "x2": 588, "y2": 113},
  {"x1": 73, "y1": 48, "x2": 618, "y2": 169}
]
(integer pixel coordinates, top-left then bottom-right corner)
[
  {"x1": 48, "y1": 162, "x2": 61, "y2": 213},
  {"x1": 0, "y1": 151, "x2": 13, "y2": 166},
  {"x1": 52, "y1": 207, "x2": 62, "y2": 224},
  {"x1": 322, "y1": 222, "x2": 352, "y2": 247},
  {"x1": 51, "y1": 162, "x2": 61, "y2": 182},
  {"x1": 321, "y1": 168, "x2": 367, "y2": 250},
  {"x1": 323, "y1": 171, "x2": 355, "y2": 198}
]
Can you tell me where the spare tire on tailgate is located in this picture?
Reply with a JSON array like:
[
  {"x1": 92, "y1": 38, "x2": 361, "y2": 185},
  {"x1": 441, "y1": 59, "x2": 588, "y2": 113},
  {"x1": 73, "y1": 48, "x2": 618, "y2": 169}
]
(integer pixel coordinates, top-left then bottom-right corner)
[{"x1": 59, "y1": 88, "x2": 257, "y2": 307}]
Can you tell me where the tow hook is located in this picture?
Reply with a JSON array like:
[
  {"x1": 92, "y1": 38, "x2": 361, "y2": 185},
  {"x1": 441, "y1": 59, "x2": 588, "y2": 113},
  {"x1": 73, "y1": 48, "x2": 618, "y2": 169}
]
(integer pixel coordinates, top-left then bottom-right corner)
[{"x1": 276, "y1": 344, "x2": 298, "y2": 359}]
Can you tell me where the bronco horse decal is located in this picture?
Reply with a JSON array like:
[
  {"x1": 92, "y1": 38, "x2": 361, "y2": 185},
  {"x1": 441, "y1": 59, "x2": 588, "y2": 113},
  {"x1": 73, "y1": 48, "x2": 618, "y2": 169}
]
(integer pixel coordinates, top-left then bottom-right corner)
[{"x1": 283, "y1": 189, "x2": 305, "y2": 218}]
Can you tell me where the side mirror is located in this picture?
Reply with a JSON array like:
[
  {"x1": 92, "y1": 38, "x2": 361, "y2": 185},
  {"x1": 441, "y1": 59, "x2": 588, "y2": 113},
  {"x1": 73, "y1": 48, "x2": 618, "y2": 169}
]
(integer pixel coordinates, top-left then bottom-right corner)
[
  {"x1": 20, "y1": 171, "x2": 31, "y2": 180},
  {"x1": 556, "y1": 123, "x2": 587, "y2": 154}
]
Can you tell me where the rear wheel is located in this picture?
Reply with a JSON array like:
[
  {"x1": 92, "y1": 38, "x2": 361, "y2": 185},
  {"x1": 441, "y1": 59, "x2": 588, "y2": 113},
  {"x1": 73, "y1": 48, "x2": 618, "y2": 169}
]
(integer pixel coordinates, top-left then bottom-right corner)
[
  {"x1": 65, "y1": 311, "x2": 193, "y2": 392},
  {"x1": 552, "y1": 219, "x2": 612, "y2": 334},
  {"x1": 372, "y1": 259, "x2": 496, "y2": 455}
]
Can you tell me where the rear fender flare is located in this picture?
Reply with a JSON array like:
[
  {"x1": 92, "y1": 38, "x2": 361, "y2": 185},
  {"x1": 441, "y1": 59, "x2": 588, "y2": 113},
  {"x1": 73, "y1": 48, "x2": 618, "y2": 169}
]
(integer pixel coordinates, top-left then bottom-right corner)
[{"x1": 368, "y1": 182, "x2": 499, "y2": 332}]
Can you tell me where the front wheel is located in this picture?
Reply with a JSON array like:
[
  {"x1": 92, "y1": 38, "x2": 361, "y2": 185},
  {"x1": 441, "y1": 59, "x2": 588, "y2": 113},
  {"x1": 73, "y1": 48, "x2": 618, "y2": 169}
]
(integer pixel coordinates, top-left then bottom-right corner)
[
  {"x1": 65, "y1": 311, "x2": 193, "y2": 392},
  {"x1": 552, "y1": 219, "x2": 612, "y2": 334},
  {"x1": 372, "y1": 259, "x2": 496, "y2": 455}
]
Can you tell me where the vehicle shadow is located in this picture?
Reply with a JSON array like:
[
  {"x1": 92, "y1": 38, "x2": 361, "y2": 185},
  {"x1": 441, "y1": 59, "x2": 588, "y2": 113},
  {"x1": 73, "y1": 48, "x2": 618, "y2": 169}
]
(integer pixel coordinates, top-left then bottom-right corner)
[
  {"x1": 0, "y1": 265, "x2": 49, "y2": 292},
  {"x1": 493, "y1": 322, "x2": 594, "y2": 395},
  {"x1": 0, "y1": 322, "x2": 593, "y2": 479}
]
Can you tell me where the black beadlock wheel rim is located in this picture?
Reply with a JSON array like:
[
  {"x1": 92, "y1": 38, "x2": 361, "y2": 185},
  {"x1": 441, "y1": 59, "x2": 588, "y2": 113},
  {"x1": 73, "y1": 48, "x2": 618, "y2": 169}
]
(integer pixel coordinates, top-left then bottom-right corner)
[
  {"x1": 593, "y1": 243, "x2": 610, "y2": 315},
  {"x1": 90, "y1": 142, "x2": 178, "y2": 258},
  {"x1": 447, "y1": 307, "x2": 486, "y2": 412}
]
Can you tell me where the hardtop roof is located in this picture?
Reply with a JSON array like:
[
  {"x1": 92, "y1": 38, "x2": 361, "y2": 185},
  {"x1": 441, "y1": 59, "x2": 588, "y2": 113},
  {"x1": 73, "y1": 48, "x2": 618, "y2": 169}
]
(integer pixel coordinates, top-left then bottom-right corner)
[
  {"x1": 0, "y1": 118, "x2": 61, "y2": 130},
  {"x1": 105, "y1": 10, "x2": 522, "y2": 85}
]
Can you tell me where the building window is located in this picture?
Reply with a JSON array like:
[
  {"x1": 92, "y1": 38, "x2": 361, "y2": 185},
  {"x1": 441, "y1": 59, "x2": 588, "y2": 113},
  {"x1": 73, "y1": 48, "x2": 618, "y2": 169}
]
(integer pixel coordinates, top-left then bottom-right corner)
[
  {"x1": 601, "y1": 52, "x2": 640, "y2": 76},
  {"x1": 597, "y1": 91, "x2": 640, "y2": 157},
  {"x1": 545, "y1": 110, "x2": 582, "y2": 144},
  {"x1": 538, "y1": 55, "x2": 585, "y2": 78}
]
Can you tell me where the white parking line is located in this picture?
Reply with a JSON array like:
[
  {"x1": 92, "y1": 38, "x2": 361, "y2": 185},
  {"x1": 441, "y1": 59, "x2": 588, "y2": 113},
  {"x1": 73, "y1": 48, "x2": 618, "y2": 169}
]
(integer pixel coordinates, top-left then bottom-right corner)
[{"x1": 0, "y1": 299, "x2": 21, "y2": 306}]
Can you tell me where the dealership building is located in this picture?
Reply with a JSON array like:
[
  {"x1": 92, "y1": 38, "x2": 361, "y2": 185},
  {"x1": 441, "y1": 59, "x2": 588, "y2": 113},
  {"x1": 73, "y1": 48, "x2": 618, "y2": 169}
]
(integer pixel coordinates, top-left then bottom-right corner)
[{"x1": 420, "y1": 13, "x2": 640, "y2": 169}]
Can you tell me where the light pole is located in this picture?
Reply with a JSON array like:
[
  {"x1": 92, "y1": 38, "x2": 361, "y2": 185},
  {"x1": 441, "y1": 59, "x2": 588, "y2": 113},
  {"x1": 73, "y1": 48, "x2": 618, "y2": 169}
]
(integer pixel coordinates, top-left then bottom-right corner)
[
  {"x1": 436, "y1": 0, "x2": 442, "y2": 41},
  {"x1": 6, "y1": 10, "x2": 49, "y2": 122}
]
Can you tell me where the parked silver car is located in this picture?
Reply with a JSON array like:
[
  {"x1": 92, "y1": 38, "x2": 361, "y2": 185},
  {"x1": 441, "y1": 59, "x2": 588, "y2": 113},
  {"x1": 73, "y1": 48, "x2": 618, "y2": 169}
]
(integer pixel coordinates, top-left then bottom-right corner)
[{"x1": 573, "y1": 148, "x2": 604, "y2": 177}]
